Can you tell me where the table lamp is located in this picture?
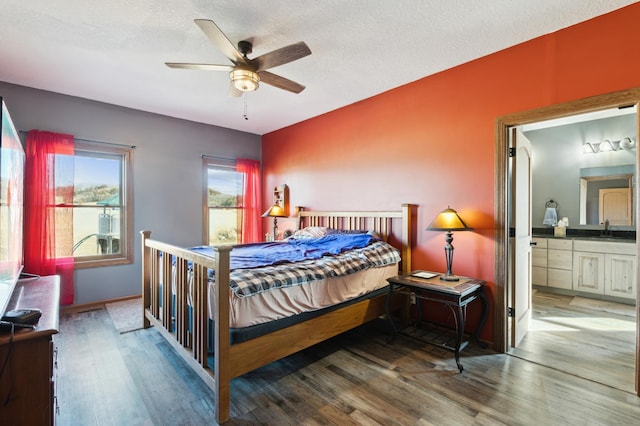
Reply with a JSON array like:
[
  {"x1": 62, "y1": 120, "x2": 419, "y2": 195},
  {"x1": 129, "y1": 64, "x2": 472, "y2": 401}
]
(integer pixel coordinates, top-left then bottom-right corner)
[
  {"x1": 262, "y1": 203, "x2": 287, "y2": 241},
  {"x1": 426, "y1": 206, "x2": 473, "y2": 281}
]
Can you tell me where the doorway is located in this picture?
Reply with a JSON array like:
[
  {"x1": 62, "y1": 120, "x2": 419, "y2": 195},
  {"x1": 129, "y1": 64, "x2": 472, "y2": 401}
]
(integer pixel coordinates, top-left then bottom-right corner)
[{"x1": 494, "y1": 87, "x2": 640, "y2": 396}]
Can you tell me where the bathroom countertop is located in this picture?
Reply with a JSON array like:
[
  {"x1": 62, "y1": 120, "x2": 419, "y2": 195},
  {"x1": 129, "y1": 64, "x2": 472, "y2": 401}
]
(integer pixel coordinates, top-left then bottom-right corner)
[
  {"x1": 532, "y1": 227, "x2": 636, "y2": 242},
  {"x1": 532, "y1": 235, "x2": 636, "y2": 243}
]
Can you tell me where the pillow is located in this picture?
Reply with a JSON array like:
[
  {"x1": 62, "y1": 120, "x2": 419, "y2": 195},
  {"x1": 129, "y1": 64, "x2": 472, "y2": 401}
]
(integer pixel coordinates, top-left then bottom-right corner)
[
  {"x1": 325, "y1": 228, "x2": 368, "y2": 235},
  {"x1": 291, "y1": 226, "x2": 328, "y2": 239},
  {"x1": 325, "y1": 228, "x2": 381, "y2": 240}
]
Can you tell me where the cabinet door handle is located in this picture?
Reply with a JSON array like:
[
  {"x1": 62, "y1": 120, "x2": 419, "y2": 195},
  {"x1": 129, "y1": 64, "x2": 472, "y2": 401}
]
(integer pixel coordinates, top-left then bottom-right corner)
[{"x1": 530, "y1": 241, "x2": 538, "y2": 246}]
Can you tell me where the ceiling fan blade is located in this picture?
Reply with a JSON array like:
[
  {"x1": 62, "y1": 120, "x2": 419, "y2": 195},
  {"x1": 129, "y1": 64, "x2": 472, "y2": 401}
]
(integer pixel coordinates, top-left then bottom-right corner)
[
  {"x1": 165, "y1": 62, "x2": 233, "y2": 71},
  {"x1": 258, "y1": 71, "x2": 306, "y2": 94},
  {"x1": 253, "y1": 42, "x2": 311, "y2": 71},
  {"x1": 194, "y1": 19, "x2": 246, "y2": 65}
]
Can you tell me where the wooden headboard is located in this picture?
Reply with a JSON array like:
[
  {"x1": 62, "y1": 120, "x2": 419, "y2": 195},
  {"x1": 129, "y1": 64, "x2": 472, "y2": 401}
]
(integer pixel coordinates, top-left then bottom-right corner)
[{"x1": 295, "y1": 203, "x2": 415, "y2": 274}]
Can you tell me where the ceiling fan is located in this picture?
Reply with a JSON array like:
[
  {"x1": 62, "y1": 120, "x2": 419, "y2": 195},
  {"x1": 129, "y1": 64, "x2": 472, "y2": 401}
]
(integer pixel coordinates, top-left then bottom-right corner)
[{"x1": 166, "y1": 19, "x2": 311, "y2": 96}]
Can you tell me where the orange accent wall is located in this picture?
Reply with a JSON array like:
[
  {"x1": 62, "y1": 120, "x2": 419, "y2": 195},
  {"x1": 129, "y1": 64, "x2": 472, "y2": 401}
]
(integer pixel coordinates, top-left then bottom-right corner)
[{"x1": 261, "y1": 4, "x2": 640, "y2": 342}]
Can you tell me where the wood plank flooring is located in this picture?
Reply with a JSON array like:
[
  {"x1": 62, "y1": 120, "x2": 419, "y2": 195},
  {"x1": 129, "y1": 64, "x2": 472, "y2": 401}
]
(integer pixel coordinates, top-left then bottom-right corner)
[
  {"x1": 510, "y1": 290, "x2": 636, "y2": 393},
  {"x1": 55, "y1": 304, "x2": 640, "y2": 425}
]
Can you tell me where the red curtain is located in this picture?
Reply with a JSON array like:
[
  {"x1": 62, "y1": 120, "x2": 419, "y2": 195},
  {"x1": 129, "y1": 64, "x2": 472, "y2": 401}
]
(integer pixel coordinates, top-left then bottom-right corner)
[
  {"x1": 236, "y1": 158, "x2": 262, "y2": 243},
  {"x1": 24, "y1": 130, "x2": 75, "y2": 305}
]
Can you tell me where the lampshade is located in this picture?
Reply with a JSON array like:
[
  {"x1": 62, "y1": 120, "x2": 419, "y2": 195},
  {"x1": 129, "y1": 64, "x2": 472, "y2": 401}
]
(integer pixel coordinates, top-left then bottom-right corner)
[
  {"x1": 426, "y1": 207, "x2": 473, "y2": 232},
  {"x1": 230, "y1": 69, "x2": 260, "y2": 92},
  {"x1": 620, "y1": 137, "x2": 636, "y2": 150},
  {"x1": 262, "y1": 203, "x2": 287, "y2": 218},
  {"x1": 582, "y1": 142, "x2": 597, "y2": 154},
  {"x1": 599, "y1": 139, "x2": 613, "y2": 152}
]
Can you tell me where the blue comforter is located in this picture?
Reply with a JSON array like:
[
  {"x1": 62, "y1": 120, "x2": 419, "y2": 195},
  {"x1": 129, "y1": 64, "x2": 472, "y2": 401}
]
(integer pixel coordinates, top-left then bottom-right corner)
[{"x1": 189, "y1": 233, "x2": 374, "y2": 270}]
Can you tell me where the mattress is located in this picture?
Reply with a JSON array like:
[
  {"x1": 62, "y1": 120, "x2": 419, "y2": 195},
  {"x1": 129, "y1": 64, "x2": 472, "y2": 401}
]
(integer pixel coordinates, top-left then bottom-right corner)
[
  {"x1": 165, "y1": 238, "x2": 400, "y2": 329},
  {"x1": 225, "y1": 262, "x2": 397, "y2": 328}
]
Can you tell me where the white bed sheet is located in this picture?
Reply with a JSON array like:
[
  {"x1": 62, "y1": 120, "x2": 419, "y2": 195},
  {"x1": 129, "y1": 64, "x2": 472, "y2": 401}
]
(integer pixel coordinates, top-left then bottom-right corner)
[{"x1": 168, "y1": 263, "x2": 397, "y2": 329}]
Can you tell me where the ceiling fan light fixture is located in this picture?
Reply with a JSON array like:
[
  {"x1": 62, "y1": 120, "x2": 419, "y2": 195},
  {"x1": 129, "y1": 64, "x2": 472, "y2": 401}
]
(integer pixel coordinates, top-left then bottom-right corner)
[{"x1": 230, "y1": 69, "x2": 260, "y2": 92}]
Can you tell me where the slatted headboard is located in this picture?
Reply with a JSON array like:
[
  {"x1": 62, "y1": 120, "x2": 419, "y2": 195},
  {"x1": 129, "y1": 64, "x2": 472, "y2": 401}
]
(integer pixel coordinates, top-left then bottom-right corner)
[{"x1": 295, "y1": 204, "x2": 415, "y2": 274}]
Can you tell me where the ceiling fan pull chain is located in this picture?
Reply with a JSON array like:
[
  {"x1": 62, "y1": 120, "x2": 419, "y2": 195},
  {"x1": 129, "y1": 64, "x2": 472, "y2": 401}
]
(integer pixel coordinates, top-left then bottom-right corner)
[{"x1": 243, "y1": 93, "x2": 249, "y2": 120}]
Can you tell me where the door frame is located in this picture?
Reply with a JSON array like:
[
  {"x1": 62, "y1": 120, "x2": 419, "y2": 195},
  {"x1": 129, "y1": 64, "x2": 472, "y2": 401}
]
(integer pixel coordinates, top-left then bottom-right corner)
[{"x1": 494, "y1": 87, "x2": 640, "y2": 394}]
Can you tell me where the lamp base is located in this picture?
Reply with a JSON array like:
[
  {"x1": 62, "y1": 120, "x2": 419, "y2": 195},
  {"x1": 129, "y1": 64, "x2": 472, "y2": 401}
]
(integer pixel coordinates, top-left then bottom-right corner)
[{"x1": 439, "y1": 274, "x2": 460, "y2": 282}]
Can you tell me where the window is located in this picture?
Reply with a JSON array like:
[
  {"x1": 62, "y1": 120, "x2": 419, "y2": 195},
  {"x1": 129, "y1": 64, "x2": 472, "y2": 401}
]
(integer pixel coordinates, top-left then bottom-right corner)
[
  {"x1": 56, "y1": 141, "x2": 133, "y2": 267},
  {"x1": 203, "y1": 158, "x2": 243, "y2": 245}
]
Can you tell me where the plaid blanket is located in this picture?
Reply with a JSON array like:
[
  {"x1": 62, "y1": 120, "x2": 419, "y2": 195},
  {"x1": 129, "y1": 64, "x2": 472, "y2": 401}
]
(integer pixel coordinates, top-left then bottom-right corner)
[{"x1": 229, "y1": 240, "x2": 400, "y2": 297}]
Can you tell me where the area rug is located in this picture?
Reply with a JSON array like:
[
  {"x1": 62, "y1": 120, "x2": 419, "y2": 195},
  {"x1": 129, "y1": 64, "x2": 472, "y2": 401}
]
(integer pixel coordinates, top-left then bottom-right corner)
[
  {"x1": 569, "y1": 296, "x2": 636, "y2": 317},
  {"x1": 105, "y1": 297, "x2": 143, "y2": 333}
]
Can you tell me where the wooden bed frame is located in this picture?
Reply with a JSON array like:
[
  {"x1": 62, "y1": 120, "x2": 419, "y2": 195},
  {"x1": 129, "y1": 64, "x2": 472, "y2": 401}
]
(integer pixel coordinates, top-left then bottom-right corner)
[{"x1": 140, "y1": 203, "x2": 415, "y2": 423}]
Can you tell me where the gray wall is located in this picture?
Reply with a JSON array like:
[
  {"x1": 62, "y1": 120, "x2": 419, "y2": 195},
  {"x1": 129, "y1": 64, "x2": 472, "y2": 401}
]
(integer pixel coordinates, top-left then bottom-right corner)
[
  {"x1": 0, "y1": 81, "x2": 261, "y2": 305},
  {"x1": 526, "y1": 114, "x2": 636, "y2": 229}
]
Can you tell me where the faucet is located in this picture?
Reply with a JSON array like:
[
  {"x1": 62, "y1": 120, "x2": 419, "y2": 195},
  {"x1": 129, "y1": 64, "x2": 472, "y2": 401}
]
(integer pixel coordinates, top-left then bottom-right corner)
[{"x1": 602, "y1": 219, "x2": 611, "y2": 236}]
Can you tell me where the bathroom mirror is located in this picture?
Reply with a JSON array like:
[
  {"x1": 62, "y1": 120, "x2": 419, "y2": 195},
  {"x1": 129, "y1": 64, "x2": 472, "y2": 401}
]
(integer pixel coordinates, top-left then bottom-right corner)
[{"x1": 579, "y1": 165, "x2": 635, "y2": 226}]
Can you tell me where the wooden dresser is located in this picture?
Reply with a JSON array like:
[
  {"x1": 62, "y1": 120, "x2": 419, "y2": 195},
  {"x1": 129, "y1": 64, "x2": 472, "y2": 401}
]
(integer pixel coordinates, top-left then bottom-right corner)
[{"x1": 0, "y1": 275, "x2": 60, "y2": 425}]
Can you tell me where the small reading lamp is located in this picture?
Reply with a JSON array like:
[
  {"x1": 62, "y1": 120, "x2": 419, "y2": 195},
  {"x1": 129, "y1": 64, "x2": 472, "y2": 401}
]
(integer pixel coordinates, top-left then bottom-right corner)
[
  {"x1": 426, "y1": 207, "x2": 473, "y2": 281},
  {"x1": 262, "y1": 203, "x2": 287, "y2": 241}
]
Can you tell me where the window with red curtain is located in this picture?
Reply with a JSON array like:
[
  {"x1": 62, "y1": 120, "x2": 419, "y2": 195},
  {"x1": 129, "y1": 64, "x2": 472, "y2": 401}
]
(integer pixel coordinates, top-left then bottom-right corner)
[
  {"x1": 24, "y1": 130, "x2": 75, "y2": 305},
  {"x1": 236, "y1": 158, "x2": 262, "y2": 243},
  {"x1": 203, "y1": 157, "x2": 262, "y2": 245}
]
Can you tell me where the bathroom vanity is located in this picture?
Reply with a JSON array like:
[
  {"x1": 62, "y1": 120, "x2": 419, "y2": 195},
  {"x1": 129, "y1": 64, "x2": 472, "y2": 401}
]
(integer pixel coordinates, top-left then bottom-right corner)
[{"x1": 532, "y1": 236, "x2": 636, "y2": 303}]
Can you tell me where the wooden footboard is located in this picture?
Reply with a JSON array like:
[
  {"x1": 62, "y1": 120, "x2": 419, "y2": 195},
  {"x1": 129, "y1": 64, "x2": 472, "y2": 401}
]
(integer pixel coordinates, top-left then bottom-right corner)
[{"x1": 140, "y1": 203, "x2": 415, "y2": 423}]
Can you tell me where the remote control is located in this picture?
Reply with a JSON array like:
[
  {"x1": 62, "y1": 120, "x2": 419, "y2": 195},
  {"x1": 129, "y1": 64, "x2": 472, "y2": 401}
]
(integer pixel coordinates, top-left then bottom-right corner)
[{"x1": 2, "y1": 308, "x2": 42, "y2": 325}]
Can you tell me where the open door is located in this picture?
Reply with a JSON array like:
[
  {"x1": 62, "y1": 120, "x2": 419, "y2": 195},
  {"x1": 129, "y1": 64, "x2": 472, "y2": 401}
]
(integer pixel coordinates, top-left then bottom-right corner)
[
  {"x1": 496, "y1": 88, "x2": 640, "y2": 395},
  {"x1": 510, "y1": 127, "x2": 533, "y2": 348}
]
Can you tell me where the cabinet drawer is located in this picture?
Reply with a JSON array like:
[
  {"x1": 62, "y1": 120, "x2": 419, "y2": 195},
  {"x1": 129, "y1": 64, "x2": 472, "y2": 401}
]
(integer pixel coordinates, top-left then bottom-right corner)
[
  {"x1": 532, "y1": 247, "x2": 547, "y2": 267},
  {"x1": 548, "y1": 239, "x2": 572, "y2": 250},
  {"x1": 548, "y1": 249, "x2": 572, "y2": 270},
  {"x1": 532, "y1": 237, "x2": 547, "y2": 249},
  {"x1": 548, "y1": 268, "x2": 572, "y2": 289},
  {"x1": 532, "y1": 266, "x2": 547, "y2": 286},
  {"x1": 573, "y1": 240, "x2": 636, "y2": 255}
]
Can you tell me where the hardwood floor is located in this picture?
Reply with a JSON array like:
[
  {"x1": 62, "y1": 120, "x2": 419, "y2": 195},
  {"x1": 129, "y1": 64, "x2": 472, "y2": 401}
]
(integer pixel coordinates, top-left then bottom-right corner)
[
  {"x1": 510, "y1": 290, "x2": 636, "y2": 393},
  {"x1": 55, "y1": 305, "x2": 640, "y2": 425}
]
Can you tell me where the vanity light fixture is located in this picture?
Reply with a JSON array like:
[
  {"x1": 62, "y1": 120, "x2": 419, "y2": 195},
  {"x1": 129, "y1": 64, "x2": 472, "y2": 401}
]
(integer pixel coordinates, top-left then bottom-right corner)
[
  {"x1": 582, "y1": 137, "x2": 636, "y2": 154},
  {"x1": 599, "y1": 140, "x2": 614, "y2": 152}
]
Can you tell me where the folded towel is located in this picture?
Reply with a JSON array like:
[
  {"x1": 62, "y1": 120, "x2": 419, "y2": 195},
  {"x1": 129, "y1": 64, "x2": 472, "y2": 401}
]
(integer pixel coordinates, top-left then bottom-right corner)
[{"x1": 543, "y1": 207, "x2": 557, "y2": 226}]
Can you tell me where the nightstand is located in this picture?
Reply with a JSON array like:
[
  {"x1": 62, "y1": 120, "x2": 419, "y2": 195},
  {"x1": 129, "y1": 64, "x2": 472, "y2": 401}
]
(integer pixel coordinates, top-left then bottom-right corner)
[{"x1": 385, "y1": 271, "x2": 488, "y2": 372}]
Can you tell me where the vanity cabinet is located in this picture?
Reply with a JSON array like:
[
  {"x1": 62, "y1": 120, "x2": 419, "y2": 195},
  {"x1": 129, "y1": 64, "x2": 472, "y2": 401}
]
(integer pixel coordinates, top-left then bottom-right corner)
[
  {"x1": 573, "y1": 251, "x2": 605, "y2": 294},
  {"x1": 605, "y1": 254, "x2": 636, "y2": 298},
  {"x1": 547, "y1": 239, "x2": 573, "y2": 289},
  {"x1": 531, "y1": 237, "x2": 547, "y2": 286},
  {"x1": 532, "y1": 237, "x2": 636, "y2": 302},
  {"x1": 572, "y1": 240, "x2": 636, "y2": 301},
  {"x1": 532, "y1": 237, "x2": 573, "y2": 289}
]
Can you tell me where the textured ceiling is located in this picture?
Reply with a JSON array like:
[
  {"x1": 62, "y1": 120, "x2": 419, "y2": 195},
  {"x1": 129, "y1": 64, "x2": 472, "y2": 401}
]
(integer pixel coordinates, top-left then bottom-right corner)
[{"x1": 0, "y1": 1, "x2": 636, "y2": 135}]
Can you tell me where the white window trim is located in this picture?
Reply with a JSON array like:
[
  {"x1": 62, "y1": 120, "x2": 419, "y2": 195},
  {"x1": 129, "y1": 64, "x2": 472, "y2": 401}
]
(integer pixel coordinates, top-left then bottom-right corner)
[{"x1": 72, "y1": 140, "x2": 133, "y2": 268}]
